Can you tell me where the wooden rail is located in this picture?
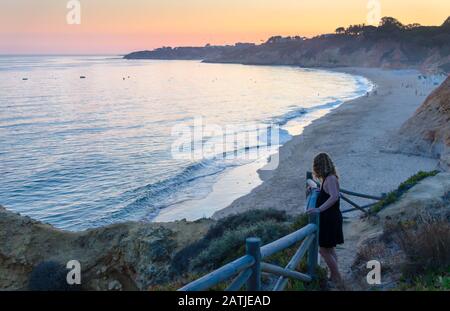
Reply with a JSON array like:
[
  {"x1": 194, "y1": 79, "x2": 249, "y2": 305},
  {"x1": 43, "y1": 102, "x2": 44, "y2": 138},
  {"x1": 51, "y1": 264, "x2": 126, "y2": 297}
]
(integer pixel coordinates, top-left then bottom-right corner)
[
  {"x1": 340, "y1": 189, "x2": 384, "y2": 201},
  {"x1": 178, "y1": 224, "x2": 319, "y2": 291},
  {"x1": 339, "y1": 190, "x2": 383, "y2": 215},
  {"x1": 178, "y1": 172, "x2": 383, "y2": 291},
  {"x1": 306, "y1": 171, "x2": 384, "y2": 215},
  {"x1": 178, "y1": 184, "x2": 320, "y2": 291}
]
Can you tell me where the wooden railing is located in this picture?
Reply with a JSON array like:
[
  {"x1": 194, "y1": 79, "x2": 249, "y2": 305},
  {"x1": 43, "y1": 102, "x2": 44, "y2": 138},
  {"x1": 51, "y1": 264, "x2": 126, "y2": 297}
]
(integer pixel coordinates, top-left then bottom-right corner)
[
  {"x1": 178, "y1": 172, "x2": 383, "y2": 291},
  {"x1": 339, "y1": 187, "x2": 384, "y2": 215},
  {"x1": 178, "y1": 190, "x2": 320, "y2": 291},
  {"x1": 306, "y1": 171, "x2": 384, "y2": 215}
]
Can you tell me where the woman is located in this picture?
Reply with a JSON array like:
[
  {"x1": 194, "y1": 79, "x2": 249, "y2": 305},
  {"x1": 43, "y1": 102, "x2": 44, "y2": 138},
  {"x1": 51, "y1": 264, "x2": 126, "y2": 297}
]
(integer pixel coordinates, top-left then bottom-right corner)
[{"x1": 307, "y1": 153, "x2": 344, "y2": 287}]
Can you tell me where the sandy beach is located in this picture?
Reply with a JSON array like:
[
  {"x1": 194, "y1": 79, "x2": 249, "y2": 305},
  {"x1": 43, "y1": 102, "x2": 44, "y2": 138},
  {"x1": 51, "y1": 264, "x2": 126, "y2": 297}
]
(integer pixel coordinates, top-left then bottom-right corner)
[
  {"x1": 213, "y1": 68, "x2": 441, "y2": 219},
  {"x1": 210, "y1": 67, "x2": 445, "y2": 285}
]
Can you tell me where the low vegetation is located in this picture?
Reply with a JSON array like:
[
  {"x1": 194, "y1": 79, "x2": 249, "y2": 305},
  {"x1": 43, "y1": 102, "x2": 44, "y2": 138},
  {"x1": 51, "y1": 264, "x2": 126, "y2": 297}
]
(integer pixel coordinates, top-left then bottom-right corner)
[
  {"x1": 370, "y1": 170, "x2": 439, "y2": 213},
  {"x1": 151, "y1": 210, "x2": 328, "y2": 291},
  {"x1": 353, "y1": 172, "x2": 450, "y2": 291},
  {"x1": 170, "y1": 210, "x2": 290, "y2": 273},
  {"x1": 397, "y1": 269, "x2": 450, "y2": 291},
  {"x1": 353, "y1": 214, "x2": 450, "y2": 291},
  {"x1": 191, "y1": 220, "x2": 290, "y2": 271},
  {"x1": 387, "y1": 215, "x2": 450, "y2": 291},
  {"x1": 396, "y1": 217, "x2": 450, "y2": 275}
]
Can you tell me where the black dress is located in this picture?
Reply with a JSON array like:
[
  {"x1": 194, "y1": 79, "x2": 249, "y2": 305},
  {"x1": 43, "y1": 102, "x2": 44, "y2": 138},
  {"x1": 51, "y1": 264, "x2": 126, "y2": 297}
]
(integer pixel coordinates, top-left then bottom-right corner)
[{"x1": 316, "y1": 175, "x2": 344, "y2": 248}]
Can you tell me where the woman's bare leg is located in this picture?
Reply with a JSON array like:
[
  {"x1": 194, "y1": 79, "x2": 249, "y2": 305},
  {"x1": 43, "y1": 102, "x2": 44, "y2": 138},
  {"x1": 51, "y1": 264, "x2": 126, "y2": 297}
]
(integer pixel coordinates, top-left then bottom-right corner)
[
  {"x1": 330, "y1": 247, "x2": 338, "y2": 263},
  {"x1": 319, "y1": 248, "x2": 335, "y2": 279},
  {"x1": 329, "y1": 248, "x2": 345, "y2": 289},
  {"x1": 320, "y1": 247, "x2": 342, "y2": 285}
]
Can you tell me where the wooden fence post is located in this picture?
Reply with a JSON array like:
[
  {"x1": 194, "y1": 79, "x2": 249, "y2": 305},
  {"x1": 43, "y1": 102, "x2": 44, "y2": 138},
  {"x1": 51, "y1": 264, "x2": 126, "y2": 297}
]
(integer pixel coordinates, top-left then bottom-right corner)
[
  {"x1": 246, "y1": 237, "x2": 261, "y2": 291},
  {"x1": 306, "y1": 172, "x2": 320, "y2": 279},
  {"x1": 307, "y1": 212, "x2": 319, "y2": 279}
]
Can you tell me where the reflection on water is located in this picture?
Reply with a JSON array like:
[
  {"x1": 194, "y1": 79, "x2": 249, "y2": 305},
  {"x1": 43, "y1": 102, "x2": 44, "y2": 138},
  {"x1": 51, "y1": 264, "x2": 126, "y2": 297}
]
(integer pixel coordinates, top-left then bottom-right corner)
[{"x1": 0, "y1": 56, "x2": 372, "y2": 230}]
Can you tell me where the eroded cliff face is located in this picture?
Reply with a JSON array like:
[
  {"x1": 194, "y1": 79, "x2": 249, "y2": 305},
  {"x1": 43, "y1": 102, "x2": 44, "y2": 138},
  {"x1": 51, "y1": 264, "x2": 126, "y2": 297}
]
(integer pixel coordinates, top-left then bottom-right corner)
[
  {"x1": 396, "y1": 77, "x2": 450, "y2": 170},
  {"x1": 0, "y1": 205, "x2": 211, "y2": 290},
  {"x1": 124, "y1": 19, "x2": 450, "y2": 74},
  {"x1": 204, "y1": 38, "x2": 450, "y2": 74}
]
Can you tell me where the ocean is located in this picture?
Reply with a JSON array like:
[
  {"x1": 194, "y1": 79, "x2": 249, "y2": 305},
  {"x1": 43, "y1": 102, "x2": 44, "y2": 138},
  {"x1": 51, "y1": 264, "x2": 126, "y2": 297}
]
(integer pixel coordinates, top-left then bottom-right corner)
[{"x1": 0, "y1": 56, "x2": 372, "y2": 231}]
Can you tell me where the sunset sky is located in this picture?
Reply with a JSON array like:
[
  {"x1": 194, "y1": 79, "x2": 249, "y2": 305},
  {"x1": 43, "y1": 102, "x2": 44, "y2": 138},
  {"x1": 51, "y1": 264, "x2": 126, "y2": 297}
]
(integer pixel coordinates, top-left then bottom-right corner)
[{"x1": 1, "y1": 0, "x2": 449, "y2": 54}]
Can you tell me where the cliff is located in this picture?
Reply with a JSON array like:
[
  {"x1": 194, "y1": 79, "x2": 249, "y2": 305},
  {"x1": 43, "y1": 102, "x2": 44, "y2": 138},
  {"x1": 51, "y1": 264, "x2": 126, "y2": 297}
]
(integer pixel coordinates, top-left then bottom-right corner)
[
  {"x1": 395, "y1": 76, "x2": 450, "y2": 170},
  {"x1": 124, "y1": 44, "x2": 253, "y2": 60},
  {"x1": 204, "y1": 36, "x2": 449, "y2": 73},
  {"x1": 0, "y1": 205, "x2": 212, "y2": 290},
  {"x1": 124, "y1": 17, "x2": 450, "y2": 73},
  {"x1": 0, "y1": 204, "x2": 316, "y2": 291}
]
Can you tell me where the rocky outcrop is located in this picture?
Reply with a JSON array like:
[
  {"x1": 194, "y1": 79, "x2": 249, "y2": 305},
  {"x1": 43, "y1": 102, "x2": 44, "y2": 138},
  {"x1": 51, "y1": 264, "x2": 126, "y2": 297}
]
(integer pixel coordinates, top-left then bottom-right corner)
[
  {"x1": 0, "y1": 205, "x2": 211, "y2": 290},
  {"x1": 395, "y1": 77, "x2": 450, "y2": 170}
]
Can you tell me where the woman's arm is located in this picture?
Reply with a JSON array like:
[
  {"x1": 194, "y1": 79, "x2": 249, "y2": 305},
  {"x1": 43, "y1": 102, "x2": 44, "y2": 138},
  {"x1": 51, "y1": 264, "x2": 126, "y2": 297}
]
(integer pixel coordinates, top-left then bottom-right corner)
[{"x1": 318, "y1": 175, "x2": 340, "y2": 212}]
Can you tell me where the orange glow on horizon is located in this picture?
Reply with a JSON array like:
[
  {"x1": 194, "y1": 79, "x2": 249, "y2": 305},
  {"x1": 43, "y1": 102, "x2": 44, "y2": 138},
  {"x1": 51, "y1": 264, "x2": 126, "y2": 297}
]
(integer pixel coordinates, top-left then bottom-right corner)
[{"x1": 0, "y1": 0, "x2": 449, "y2": 54}]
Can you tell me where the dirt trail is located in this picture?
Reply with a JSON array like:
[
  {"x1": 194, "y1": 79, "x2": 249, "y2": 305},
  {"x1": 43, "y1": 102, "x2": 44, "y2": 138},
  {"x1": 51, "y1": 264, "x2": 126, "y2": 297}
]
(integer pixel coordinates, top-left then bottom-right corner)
[
  {"x1": 211, "y1": 68, "x2": 443, "y2": 290},
  {"x1": 334, "y1": 217, "x2": 381, "y2": 290}
]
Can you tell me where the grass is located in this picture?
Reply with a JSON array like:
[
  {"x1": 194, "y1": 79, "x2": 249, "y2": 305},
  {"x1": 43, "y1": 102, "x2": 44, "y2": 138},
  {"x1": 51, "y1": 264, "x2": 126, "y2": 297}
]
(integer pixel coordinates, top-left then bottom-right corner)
[
  {"x1": 398, "y1": 268, "x2": 450, "y2": 291},
  {"x1": 352, "y1": 169, "x2": 449, "y2": 291},
  {"x1": 286, "y1": 266, "x2": 328, "y2": 291},
  {"x1": 158, "y1": 211, "x2": 326, "y2": 291},
  {"x1": 170, "y1": 210, "x2": 290, "y2": 274},
  {"x1": 190, "y1": 220, "x2": 290, "y2": 270},
  {"x1": 382, "y1": 213, "x2": 450, "y2": 291},
  {"x1": 396, "y1": 218, "x2": 450, "y2": 277},
  {"x1": 370, "y1": 170, "x2": 439, "y2": 214}
]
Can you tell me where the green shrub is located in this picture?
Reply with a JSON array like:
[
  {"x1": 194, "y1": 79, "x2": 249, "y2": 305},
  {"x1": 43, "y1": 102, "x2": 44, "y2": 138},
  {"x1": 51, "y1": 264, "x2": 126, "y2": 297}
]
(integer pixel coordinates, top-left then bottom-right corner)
[
  {"x1": 396, "y1": 218, "x2": 450, "y2": 277},
  {"x1": 286, "y1": 265, "x2": 328, "y2": 291},
  {"x1": 371, "y1": 170, "x2": 439, "y2": 214},
  {"x1": 204, "y1": 209, "x2": 288, "y2": 240},
  {"x1": 398, "y1": 171, "x2": 440, "y2": 192},
  {"x1": 191, "y1": 220, "x2": 291, "y2": 270},
  {"x1": 398, "y1": 268, "x2": 450, "y2": 291},
  {"x1": 171, "y1": 209, "x2": 288, "y2": 273},
  {"x1": 168, "y1": 210, "x2": 320, "y2": 291},
  {"x1": 290, "y1": 214, "x2": 309, "y2": 231}
]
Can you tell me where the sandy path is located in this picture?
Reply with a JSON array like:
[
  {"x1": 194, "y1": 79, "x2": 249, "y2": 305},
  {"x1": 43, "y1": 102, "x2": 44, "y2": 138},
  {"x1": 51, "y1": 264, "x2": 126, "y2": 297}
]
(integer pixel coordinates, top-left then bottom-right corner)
[{"x1": 213, "y1": 68, "x2": 441, "y2": 285}]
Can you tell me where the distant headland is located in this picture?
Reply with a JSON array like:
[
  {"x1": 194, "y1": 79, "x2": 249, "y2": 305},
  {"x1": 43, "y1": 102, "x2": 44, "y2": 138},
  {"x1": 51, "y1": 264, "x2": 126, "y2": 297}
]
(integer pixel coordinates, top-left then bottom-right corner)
[{"x1": 124, "y1": 16, "x2": 450, "y2": 73}]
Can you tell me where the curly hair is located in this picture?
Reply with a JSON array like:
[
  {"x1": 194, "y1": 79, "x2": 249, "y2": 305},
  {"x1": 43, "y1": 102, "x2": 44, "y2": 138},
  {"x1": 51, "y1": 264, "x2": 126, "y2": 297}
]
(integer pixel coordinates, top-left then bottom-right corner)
[{"x1": 313, "y1": 153, "x2": 338, "y2": 180}]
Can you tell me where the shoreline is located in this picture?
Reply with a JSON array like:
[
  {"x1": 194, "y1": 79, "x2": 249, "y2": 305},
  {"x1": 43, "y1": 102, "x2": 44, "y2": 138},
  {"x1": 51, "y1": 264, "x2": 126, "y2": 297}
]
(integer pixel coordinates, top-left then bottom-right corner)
[
  {"x1": 0, "y1": 58, "x2": 372, "y2": 231},
  {"x1": 213, "y1": 67, "x2": 442, "y2": 220},
  {"x1": 0, "y1": 66, "x2": 445, "y2": 290},
  {"x1": 153, "y1": 69, "x2": 373, "y2": 222},
  {"x1": 1, "y1": 65, "x2": 442, "y2": 229}
]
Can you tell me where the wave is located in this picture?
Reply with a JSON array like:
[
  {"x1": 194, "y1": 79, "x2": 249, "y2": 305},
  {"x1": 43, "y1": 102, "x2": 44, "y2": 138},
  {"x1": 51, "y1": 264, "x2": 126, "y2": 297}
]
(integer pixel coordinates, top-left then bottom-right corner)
[
  {"x1": 272, "y1": 108, "x2": 308, "y2": 126},
  {"x1": 91, "y1": 125, "x2": 292, "y2": 225},
  {"x1": 109, "y1": 77, "x2": 373, "y2": 223},
  {"x1": 94, "y1": 158, "x2": 240, "y2": 224},
  {"x1": 271, "y1": 100, "x2": 343, "y2": 126},
  {"x1": 272, "y1": 75, "x2": 373, "y2": 128}
]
